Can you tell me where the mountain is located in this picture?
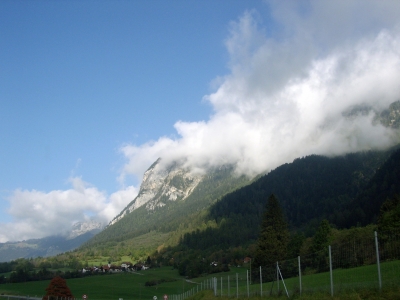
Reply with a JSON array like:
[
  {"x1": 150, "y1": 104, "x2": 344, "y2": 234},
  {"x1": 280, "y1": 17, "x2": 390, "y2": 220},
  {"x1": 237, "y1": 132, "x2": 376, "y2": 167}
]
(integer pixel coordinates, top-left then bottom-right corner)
[
  {"x1": 79, "y1": 100, "x2": 400, "y2": 259},
  {"x1": 81, "y1": 162, "x2": 253, "y2": 252},
  {"x1": 175, "y1": 148, "x2": 395, "y2": 253},
  {"x1": 344, "y1": 146, "x2": 400, "y2": 227},
  {"x1": 0, "y1": 221, "x2": 103, "y2": 262},
  {"x1": 375, "y1": 100, "x2": 400, "y2": 128},
  {"x1": 80, "y1": 147, "x2": 397, "y2": 262},
  {"x1": 109, "y1": 159, "x2": 204, "y2": 226},
  {"x1": 67, "y1": 221, "x2": 104, "y2": 239}
]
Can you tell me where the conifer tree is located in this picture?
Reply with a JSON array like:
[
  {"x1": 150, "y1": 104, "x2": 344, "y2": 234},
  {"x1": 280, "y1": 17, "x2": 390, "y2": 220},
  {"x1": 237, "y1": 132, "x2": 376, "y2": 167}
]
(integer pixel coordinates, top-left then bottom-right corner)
[
  {"x1": 310, "y1": 219, "x2": 332, "y2": 253},
  {"x1": 42, "y1": 276, "x2": 74, "y2": 300},
  {"x1": 378, "y1": 194, "x2": 400, "y2": 234},
  {"x1": 253, "y1": 194, "x2": 289, "y2": 268},
  {"x1": 309, "y1": 219, "x2": 332, "y2": 272}
]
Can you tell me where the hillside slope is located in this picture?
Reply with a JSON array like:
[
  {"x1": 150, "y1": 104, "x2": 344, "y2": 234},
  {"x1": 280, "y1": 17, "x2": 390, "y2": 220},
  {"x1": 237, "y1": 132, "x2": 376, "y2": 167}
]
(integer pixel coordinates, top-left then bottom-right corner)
[
  {"x1": 81, "y1": 164, "x2": 252, "y2": 252},
  {"x1": 176, "y1": 148, "x2": 396, "y2": 253},
  {"x1": 344, "y1": 147, "x2": 400, "y2": 227}
]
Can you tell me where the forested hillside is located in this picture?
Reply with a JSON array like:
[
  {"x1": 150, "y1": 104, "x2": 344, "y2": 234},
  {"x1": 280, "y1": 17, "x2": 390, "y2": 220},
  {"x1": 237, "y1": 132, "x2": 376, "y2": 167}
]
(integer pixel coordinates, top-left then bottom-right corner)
[
  {"x1": 173, "y1": 147, "x2": 397, "y2": 254},
  {"x1": 344, "y1": 147, "x2": 400, "y2": 227},
  {"x1": 211, "y1": 149, "x2": 394, "y2": 229}
]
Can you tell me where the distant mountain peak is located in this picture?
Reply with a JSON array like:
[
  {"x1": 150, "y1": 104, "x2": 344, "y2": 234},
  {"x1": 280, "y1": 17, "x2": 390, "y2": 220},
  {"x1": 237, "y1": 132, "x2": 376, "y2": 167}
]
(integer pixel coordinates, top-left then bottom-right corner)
[
  {"x1": 67, "y1": 220, "x2": 104, "y2": 239},
  {"x1": 343, "y1": 100, "x2": 400, "y2": 128},
  {"x1": 0, "y1": 220, "x2": 104, "y2": 262},
  {"x1": 109, "y1": 159, "x2": 203, "y2": 225}
]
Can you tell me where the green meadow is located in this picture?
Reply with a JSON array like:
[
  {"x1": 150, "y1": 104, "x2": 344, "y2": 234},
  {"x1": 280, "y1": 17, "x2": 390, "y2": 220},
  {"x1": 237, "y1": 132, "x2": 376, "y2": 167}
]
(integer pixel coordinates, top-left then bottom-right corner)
[
  {"x1": 0, "y1": 267, "x2": 244, "y2": 300},
  {"x1": 1, "y1": 261, "x2": 399, "y2": 300}
]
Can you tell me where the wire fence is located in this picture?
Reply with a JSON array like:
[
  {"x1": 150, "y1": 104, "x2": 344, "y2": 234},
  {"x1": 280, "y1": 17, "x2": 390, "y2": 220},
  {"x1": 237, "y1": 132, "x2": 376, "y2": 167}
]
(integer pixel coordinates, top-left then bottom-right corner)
[{"x1": 170, "y1": 230, "x2": 400, "y2": 299}]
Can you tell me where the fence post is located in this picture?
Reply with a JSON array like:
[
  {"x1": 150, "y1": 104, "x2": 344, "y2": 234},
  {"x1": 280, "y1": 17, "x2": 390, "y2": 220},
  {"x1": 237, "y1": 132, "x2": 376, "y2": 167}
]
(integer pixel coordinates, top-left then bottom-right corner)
[
  {"x1": 214, "y1": 277, "x2": 217, "y2": 296},
  {"x1": 260, "y1": 266, "x2": 262, "y2": 297},
  {"x1": 221, "y1": 277, "x2": 223, "y2": 296},
  {"x1": 277, "y1": 263, "x2": 289, "y2": 298},
  {"x1": 276, "y1": 261, "x2": 280, "y2": 294},
  {"x1": 228, "y1": 275, "x2": 230, "y2": 297},
  {"x1": 247, "y1": 269, "x2": 250, "y2": 297},
  {"x1": 236, "y1": 273, "x2": 239, "y2": 298},
  {"x1": 375, "y1": 231, "x2": 382, "y2": 290},
  {"x1": 298, "y1": 256, "x2": 302, "y2": 296},
  {"x1": 329, "y1": 245, "x2": 333, "y2": 297}
]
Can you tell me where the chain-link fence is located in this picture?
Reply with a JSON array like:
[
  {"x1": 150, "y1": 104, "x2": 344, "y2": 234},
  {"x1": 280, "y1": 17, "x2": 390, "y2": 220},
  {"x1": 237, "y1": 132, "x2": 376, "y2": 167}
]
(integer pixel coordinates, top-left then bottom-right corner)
[{"x1": 170, "y1": 230, "x2": 400, "y2": 299}]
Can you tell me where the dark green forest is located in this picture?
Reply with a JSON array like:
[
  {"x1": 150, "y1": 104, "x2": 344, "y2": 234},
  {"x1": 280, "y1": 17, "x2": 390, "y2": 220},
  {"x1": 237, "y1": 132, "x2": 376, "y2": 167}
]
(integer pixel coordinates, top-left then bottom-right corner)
[
  {"x1": 170, "y1": 148, "x2": 394, "y2": 255},
  {"x1": 151, "y1": 147, "x2": 400, "y2": 277}
]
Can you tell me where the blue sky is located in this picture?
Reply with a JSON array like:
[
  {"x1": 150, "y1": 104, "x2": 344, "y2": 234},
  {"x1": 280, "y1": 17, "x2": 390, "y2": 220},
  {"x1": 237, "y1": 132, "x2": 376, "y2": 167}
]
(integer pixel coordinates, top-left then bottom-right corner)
[
  {"x1": 1, "y1": 0, "x2": 267, "y2": 193},
  {"x1": 1, "y1": 0, "x2": 400, "y2": 242}
]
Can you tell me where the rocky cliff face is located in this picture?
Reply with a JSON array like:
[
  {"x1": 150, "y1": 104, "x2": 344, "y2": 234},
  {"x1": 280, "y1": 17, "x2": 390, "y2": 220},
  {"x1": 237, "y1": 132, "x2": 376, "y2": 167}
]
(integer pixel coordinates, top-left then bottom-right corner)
[
  {"x1": 67, "y1": 220, "x2": 103, "y2": 239},
  {"x1": 377, "y1": 100, "x2": 400, "y2": 128},
  {"x1": 109, "y1": 159, "x2": 203, "y2": 225},
  {"x1": 343, "y1": 100, "x2": 400, "y2": 128}
]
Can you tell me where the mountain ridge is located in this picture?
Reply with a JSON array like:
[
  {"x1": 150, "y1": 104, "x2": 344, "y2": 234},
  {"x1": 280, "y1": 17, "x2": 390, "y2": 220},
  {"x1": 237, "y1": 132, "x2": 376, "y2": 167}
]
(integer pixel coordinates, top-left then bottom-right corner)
[{"x1": 0, "y1": 221, "x2": 103, "y2": 262}]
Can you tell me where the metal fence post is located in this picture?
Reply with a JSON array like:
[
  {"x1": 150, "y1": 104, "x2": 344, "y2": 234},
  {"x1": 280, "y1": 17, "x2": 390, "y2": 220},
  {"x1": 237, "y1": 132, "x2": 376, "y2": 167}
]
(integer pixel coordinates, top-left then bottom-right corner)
[
  {"x1": 260, "y1": 266, "x2": 262, "y2": 297},
  {"x1": 247, "y1": 269, "x2": 249, "y2": 297},
  {"x1": 277, "y1": 261, "x2": 279, "y2": 294},
  {"x1": 236, "y1": 273, "x2": 239, "y2": 298},
  {"x1": 221, "y1": 277, "x2": 223, "y2": 296},
  {"x1": 298, "y1": 256, "x2": 302, "y2": 296},
  {"x1": 329, "y1": 245, "x2": 333, "y2": 297},
  {"x1": 228, "y1": 275, "x2": 230, "y2": 297},
  {"x1": 375, "y1": 231, "x2": 382, "y2": 290}
]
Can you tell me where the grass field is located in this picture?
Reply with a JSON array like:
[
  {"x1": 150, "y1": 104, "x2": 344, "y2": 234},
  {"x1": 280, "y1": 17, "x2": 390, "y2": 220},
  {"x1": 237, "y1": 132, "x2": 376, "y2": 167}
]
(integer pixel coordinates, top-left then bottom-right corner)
[
  {"x1": 0, "y1": 267, "x2": 247, "y2": 300},
  {"x1": 233, "y1": 260, "x2": 400, "y2": 297},
  {"x1": 0, "y1": 261, "x2": 399, "y2": 300}
]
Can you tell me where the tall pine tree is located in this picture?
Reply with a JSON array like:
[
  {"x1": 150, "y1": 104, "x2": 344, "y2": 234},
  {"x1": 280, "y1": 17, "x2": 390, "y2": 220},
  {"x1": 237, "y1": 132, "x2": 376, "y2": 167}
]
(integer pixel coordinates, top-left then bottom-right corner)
[
  {"x1": 253, "y1": 194, "x2": 289, "y2": 268},
  {"x1": 309, "y1": 219, "x2": 332, "y2": 272},
  {"x1": 310, "y1": 219, "x2": 332, "y2": 253}
]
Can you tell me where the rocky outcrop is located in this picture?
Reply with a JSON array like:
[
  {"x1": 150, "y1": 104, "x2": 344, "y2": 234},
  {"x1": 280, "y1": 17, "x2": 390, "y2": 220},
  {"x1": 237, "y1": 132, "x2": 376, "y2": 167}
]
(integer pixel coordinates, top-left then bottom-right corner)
[
  {"x1": 67, "y1": 221, "x2": 103, "y2": 239},
  {"x1": 109, "y1": 159, "x2": 203, "y2": 225}
]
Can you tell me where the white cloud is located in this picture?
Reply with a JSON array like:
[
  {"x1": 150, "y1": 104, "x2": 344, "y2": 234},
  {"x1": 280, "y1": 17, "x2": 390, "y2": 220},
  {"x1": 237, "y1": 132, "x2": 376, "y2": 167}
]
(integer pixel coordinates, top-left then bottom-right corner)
[
  {"x1": 0, "y1": 177, "x2": 138, "y2": 242},
  {"x1": 119, "y1": 1, "x2": 400, "y2": 183},
  {"x1": 100, "y1": 186, "x2": 139, "y2": 222}
]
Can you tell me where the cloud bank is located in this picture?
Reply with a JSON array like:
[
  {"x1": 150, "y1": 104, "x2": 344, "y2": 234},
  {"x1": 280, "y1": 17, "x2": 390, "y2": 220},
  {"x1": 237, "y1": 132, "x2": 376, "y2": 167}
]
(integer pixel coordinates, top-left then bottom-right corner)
[
  {"x1": 120, "y1": 1, "x2": 400, "y2": 182},
  {"x1": 0, "y1": 178, "x2": 137, "y2": 242}
]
